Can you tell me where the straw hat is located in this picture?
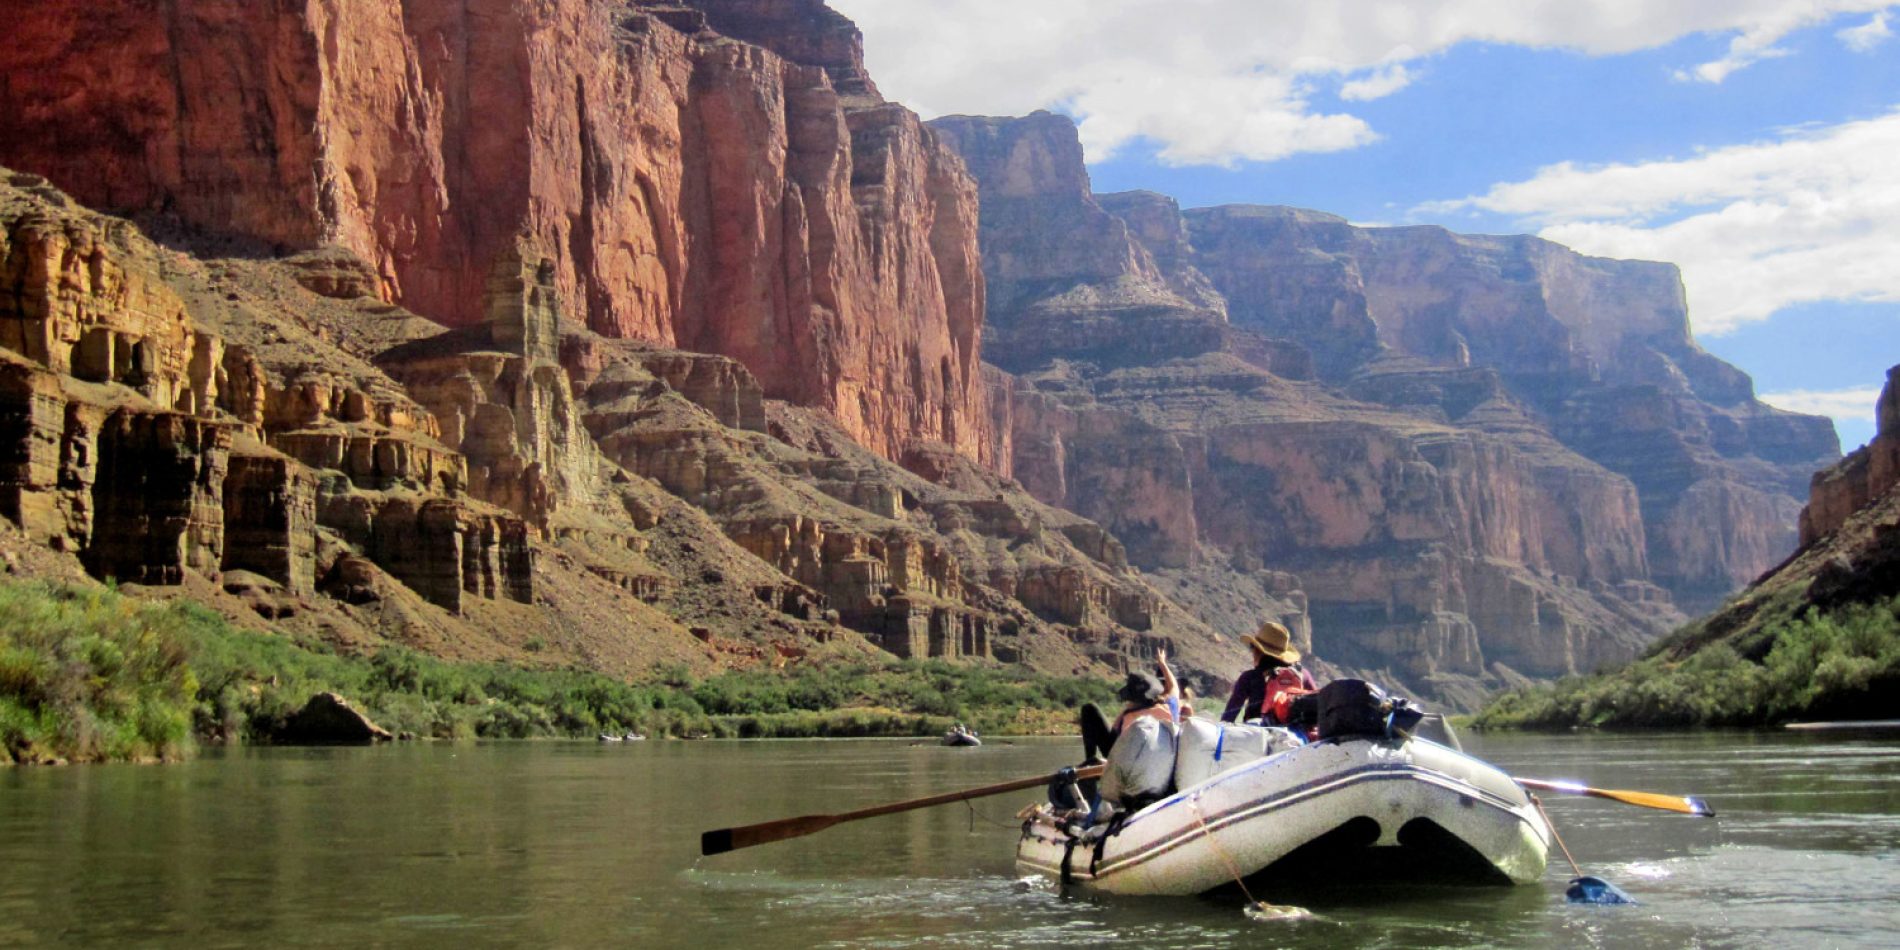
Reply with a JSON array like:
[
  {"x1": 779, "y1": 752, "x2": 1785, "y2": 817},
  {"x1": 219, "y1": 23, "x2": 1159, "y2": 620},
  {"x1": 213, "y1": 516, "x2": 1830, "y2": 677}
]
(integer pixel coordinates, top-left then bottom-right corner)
[{"x1": 1243, "y1": 621, "x2": 1301, "y2": 665}]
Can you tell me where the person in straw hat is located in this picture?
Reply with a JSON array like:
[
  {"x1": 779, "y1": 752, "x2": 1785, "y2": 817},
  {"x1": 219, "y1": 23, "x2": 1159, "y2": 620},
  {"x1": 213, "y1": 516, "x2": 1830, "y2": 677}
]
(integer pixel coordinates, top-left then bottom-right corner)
[{"x1": 1220, "y1": 621, "x2": 1317, "y2": 724}]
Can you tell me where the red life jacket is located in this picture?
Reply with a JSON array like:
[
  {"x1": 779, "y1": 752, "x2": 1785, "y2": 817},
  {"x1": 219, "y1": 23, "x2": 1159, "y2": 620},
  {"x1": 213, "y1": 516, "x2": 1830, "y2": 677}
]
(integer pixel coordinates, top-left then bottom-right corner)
[{"x1": 1263, "y1": 666, "x2": 1315, "y2": 725}]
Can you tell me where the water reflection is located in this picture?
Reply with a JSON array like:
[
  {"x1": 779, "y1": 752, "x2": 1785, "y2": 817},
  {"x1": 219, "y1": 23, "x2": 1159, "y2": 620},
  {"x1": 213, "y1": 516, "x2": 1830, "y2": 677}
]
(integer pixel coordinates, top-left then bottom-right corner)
[{"x1": 0, "y1": 732, "x2": 1895, "y2": 947}]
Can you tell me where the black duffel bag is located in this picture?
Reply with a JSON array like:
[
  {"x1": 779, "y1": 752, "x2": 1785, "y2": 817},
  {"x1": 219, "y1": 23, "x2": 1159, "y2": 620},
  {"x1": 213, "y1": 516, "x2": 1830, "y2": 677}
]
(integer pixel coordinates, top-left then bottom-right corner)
[
  {"x1": 1316, "y1": 679, "x2": 1428, "y2": 740},
  {"x1": 1316, "y1": 678, "x2": 1388, "y2": 739}
]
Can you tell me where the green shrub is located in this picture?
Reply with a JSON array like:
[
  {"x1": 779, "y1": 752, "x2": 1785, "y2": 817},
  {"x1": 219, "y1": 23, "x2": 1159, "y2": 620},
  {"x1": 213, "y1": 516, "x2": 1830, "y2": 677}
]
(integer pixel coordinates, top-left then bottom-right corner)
[
  {"x1": 2, "y1": 578, "x2": 1121, "y2": 759},
  {"x1": 1475, "y1": 594, "x2": 1900, "y2": 729},
  {"x1": 0, "y1": 582, "x2": 199, "y2": 763}
]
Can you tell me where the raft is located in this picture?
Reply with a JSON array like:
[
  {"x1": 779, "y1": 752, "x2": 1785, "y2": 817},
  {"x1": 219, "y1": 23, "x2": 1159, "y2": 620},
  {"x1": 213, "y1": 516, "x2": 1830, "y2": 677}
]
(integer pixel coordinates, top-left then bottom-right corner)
[
  {"x1": 942, "y1": 731, "x2": 982, "y2": 747},
  {"x1": 1016, "y1": 734, "x2": 1550, "y2": 895}
]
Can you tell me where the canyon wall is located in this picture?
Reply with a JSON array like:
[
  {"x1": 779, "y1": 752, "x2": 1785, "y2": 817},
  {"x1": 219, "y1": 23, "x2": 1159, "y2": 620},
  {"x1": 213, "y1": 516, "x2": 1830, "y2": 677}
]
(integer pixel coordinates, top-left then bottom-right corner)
[
  {"x1": 0, "y1": 168, "x2": 1226, "y2": 683},
  {"x1": 0, "y1": 0, "x2": 1840, "y2": 708},
  {"x1": 0, "y1": 0, "x2": 991, "y2": 466},
  {"x1": 1183, "y1": 205, "x2": 1839, "y2": 611},
  {"x1": 1801, "y1": 366, "x2": 1900, "y2": 548},
  {"x1": 935, "y1": 111, "x2": 1834, "y2": 695}
]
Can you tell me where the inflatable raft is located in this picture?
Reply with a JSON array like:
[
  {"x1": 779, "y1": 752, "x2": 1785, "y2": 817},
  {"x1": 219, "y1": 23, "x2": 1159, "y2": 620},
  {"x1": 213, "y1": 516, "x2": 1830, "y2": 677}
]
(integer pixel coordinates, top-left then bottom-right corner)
[{"x1": 1016, "y1": 733, "x2": 1551, "y2": 895}]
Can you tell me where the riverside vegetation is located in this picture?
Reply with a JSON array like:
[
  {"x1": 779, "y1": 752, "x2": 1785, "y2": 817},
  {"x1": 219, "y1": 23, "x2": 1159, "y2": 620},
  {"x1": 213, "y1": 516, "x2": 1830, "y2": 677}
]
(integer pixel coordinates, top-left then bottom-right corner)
[
  {"x1": 0, "y1": 580, "x2": 1113, "y2": 764},
  {"x1": 1475, "y1": 591, "x2": 1900, "y2": 729}
]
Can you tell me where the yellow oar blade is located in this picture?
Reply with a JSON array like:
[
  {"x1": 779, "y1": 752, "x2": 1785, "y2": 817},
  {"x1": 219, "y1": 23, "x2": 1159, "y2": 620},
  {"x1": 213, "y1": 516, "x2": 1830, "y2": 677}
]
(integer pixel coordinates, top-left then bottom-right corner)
[{"x1": 1516, "y1": 777, "x2": 1715, "y2": 818}]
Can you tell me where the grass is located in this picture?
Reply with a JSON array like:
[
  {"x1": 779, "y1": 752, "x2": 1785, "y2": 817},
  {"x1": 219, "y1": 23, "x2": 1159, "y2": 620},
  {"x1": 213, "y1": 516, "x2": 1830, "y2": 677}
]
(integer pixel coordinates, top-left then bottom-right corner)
[
  {"x1": 0, "y1": 582, "x2": 198, "y2": 764},
  {"x1": 1474, "y1": 593, "x2": 1900, "y2": 729},
  {"x1": 1, "y1": 578, "x2": 1114, "y2": 763}
]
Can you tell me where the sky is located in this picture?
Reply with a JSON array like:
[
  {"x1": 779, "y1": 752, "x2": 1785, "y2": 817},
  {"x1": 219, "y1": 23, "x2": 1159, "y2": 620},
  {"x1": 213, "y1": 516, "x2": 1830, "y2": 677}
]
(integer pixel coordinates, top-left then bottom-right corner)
[{"x1": 829, "y1": 0, "x2": 1900, "y2": 450}]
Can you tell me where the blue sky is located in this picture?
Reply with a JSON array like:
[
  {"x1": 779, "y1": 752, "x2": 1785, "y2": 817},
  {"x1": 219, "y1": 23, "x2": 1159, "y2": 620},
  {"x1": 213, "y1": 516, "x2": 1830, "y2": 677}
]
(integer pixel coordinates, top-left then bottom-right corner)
[{"x1": 834, "y1": 1, "x2": 1899, "y2": 450}]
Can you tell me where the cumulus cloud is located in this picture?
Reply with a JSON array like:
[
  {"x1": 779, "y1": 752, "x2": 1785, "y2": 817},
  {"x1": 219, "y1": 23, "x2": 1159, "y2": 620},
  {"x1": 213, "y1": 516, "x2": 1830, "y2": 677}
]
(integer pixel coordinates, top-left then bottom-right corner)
[
  {"x1": 1760, "y1": 387, "x2": 1885, "y2": 424},
  {"x1": 832, "y1": 0, "x2": 1898, "y2": 165},
  {"x1": 1839, "y1": 12, "x2": 1894, "y2": 50},
  {"x1": 1420, "y1": 109, "x2": 1900, "y2": 335},
  {"x1": 1340, "y1": 63, "x2": 1416, "y2": 102}
]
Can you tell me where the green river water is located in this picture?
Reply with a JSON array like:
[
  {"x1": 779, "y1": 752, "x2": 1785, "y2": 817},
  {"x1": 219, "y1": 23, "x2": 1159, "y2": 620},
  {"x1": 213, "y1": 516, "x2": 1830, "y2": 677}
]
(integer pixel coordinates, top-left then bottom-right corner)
[{"x1": 2, "y1": 731, "x2": 1896, "y2": 948}]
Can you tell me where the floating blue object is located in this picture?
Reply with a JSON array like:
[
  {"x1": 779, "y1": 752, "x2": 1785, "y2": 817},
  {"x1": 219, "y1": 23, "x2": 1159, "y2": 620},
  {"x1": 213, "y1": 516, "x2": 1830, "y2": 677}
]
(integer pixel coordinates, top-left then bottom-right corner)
[{"x1": 1566, "y1": 875, "x2": 1637, "y2": 905}]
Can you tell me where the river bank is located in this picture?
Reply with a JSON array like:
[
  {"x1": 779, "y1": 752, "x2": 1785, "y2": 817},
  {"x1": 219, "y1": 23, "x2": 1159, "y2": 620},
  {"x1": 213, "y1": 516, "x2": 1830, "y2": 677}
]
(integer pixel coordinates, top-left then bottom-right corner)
[
  {"x1": 0, "y1": 580, "x2": 1110, "y2": 765},
  {"x1": 1475, "y1": 592, "x2": 1900, "y2": 730}
]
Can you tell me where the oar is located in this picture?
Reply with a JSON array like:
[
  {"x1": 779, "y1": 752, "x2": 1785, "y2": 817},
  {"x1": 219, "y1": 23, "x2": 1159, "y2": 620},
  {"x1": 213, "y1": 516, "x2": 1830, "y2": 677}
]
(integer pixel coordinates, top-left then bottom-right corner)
[
  {"x1": 701, "y1": 763, "x2": 1104, "y2": 855},
  {"x1": 1515, "y1": 778, "x2": 1715, "y2": 818}
]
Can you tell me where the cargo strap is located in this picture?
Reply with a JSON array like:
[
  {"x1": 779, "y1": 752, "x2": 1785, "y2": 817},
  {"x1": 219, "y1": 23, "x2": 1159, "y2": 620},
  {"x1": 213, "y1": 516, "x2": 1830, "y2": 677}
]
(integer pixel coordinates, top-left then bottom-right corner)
[
  {"x1": 1090, "y1": 812, "x2": 1132, "y2": 876},
  {"x1": 1059, "y1": 812, "x2": 1132, "y2": 883}
]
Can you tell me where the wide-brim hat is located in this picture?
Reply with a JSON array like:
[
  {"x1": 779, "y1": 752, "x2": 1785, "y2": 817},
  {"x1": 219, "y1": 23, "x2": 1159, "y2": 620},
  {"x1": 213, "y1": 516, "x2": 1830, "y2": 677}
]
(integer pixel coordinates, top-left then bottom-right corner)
[
  {"x1": 1118, "y1": 671, "x2": 1163, "y2": 704},
  {"x1": 1244, "y1": 621, "x2": 1301, "y2": 665}
]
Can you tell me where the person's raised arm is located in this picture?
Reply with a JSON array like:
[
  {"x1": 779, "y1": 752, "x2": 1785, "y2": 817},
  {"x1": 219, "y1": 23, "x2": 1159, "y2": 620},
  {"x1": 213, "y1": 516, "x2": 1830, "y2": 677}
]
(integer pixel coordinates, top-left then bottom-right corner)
[{"x1": 1156, "y1": 648, "x2": 1179, "y2": 699}]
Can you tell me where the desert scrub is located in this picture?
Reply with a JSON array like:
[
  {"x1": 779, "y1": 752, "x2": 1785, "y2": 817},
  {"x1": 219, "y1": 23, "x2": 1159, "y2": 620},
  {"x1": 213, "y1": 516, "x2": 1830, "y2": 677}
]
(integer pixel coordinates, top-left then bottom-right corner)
[
  {"x1": 1475, "y1": 593, "x2": 1900, "y2": 729},
  {"x1": 0, "y1": 582, "x2": 198, "y2": 764},
  {"x1": 2, "y1": 578, "x2": 1117, "y2": 759}
]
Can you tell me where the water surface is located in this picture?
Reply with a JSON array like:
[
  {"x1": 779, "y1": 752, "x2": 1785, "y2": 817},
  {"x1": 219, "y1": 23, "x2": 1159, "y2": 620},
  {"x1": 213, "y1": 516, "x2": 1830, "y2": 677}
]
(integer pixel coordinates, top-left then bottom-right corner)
[{"x1": 3, "y1": 731, "x2": 1896, "y2": 947}]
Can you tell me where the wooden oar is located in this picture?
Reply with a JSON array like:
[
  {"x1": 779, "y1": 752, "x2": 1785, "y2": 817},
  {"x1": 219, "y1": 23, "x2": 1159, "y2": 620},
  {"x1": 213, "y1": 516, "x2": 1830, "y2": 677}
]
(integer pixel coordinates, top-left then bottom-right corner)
[
  {"x1": 1516, "y1": 777, "x2": 1714, "y2": 817},
  {"x1": 701, "y1": 764, "x2": 1104, "y2": 855}
]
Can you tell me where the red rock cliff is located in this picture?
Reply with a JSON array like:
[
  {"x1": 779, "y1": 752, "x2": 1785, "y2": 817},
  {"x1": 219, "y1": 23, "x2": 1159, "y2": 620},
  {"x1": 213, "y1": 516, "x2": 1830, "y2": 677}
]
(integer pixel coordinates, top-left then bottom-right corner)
[
  {"x1": 1182, "y1": 204, "x2": 1840, "y2": 612},
  {"x1": 0, "y1": 0, "x2": 991, "y2": 466}
]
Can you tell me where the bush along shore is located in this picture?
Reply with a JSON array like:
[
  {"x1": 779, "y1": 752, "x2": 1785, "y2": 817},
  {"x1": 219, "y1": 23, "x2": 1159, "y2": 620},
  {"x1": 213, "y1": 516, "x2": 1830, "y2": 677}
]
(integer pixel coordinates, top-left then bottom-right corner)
[
  {"x1": 1474, "y1": 592, "x2": 1900, "y2": 729},
  {"x1": 1, "y1": 580, "x2": 1113, "y2": 764}
]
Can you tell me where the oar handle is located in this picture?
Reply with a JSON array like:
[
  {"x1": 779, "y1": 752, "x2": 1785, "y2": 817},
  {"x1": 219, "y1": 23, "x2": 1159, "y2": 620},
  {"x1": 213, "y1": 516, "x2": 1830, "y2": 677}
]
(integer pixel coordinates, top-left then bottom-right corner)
[
  {"x1": 703, "y1": 763, "x2": 1105, "y2": 855},
  {"x1": 837, "y1": 764, "x2": 1103, "y2": 822}
]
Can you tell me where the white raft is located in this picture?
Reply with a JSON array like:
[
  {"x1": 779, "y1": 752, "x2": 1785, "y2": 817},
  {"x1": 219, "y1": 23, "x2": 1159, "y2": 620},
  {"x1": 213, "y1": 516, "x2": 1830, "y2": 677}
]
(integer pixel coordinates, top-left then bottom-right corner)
[{"x1": 1016, "y1": 734, "x2": 1551, "y2": 895}]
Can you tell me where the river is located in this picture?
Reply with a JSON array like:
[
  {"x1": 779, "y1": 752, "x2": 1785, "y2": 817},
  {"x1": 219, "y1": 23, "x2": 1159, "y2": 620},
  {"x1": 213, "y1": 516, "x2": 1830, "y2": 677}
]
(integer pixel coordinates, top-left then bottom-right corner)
[{"x1": 2, "y1": 730, "x2": 1896, "y2": 947}]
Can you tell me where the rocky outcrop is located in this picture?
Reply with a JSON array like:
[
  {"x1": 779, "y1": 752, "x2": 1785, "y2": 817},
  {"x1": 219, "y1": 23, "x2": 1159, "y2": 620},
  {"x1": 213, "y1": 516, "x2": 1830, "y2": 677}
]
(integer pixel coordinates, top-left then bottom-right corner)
[
  {"x1": 932, "y1": 113, "x2": 1744, "y2": 697},
  {"x1": 929, "y1": 113, "x2": 1228, "y2": 372},
  {"x1": 0, "y1": 0, "x2": 993, "y2": 467},
  {"x1": 277, "y1": 692, "x2": 392, "y2": 744},
  {"x1": 1802, "y1": 366, "x2": 1900, "y2": 547},
  {"x1": 1492, "y1": 367, "x2": 1899, "y2": 727},
  {"x1": 0, "y1": 167, "x2": 1225, "y2": 686},
  {"x1": 1182, "y1": 204, "x2": 1839, "y2": 612}
]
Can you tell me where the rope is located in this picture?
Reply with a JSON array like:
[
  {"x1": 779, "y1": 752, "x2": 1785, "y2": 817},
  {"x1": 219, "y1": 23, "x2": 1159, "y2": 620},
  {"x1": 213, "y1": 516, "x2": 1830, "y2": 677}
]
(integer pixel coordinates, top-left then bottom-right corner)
[
  {"x1": 1188, "y1": 793, "x2": 1266, "y2": 907},
  {"x1": 961, "y1": 799, "x2": 1022, "y2": 830},
  {"x1": 1530, "y1": 793, "x2": 1583, "y2": 878}
]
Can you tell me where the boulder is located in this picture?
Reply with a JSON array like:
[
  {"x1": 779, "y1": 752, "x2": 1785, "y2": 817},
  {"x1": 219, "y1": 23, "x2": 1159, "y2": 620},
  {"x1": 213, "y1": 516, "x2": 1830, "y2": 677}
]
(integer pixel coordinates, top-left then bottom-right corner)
[{"x1": 278, "y1": 693, "x2": 393, "y2": 744}]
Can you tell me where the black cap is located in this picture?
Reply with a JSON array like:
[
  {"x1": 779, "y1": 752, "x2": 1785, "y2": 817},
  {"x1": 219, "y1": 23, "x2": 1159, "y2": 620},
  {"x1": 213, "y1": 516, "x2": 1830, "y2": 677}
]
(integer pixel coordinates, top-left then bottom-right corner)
[{"x1": 1118, "y1": 671, "x2": 1163, "y2": 705}]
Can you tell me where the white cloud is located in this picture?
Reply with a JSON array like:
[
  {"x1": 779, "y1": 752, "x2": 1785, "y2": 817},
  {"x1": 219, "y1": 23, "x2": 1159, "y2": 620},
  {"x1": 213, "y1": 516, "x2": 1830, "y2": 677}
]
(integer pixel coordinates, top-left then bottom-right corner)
[
  {"x1": 832, "y1": 1, "x2": 1899, "y2": 166},
  {"x1": 1340, "y1": 63, "x2": 1416, "y2": 102},
  {"x1": 1760, "y1": 387, "x2": 1884, "y2": 424},
  {"x1": 1839, "y1": 12, "x2": 1894, "y2": 50},
  {"x1": 1421, "y1": 110, "x2": 1900, "y2": 335}
]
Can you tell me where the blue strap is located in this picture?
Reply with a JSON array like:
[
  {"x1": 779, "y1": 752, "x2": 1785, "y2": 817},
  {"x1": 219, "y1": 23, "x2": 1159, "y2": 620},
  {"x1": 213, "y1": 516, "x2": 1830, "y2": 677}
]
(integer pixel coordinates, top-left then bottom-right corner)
[{"x1": 1214, "y1": 724, "x2": 1225, "y2": 761}]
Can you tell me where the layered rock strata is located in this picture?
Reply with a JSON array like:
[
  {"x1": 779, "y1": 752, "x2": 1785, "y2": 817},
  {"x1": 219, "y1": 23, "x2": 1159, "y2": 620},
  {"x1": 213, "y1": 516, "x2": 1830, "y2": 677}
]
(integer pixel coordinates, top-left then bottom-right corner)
[
  {"x1": 931, "y1": 112, "x2": 1833, "y2": 697},
  {"x1": 0, "y1": 169, "x2": 1218, "y2": 682},
  {"x1": 0, "y1": 0, "x2": 991, "y2": 466},
  {"x1": 1800, "y1": 366, "x2": 1900, "y2": 548},
  {"x1": 1181, "y1": 204, "x2": 1839, "y2": 612}
]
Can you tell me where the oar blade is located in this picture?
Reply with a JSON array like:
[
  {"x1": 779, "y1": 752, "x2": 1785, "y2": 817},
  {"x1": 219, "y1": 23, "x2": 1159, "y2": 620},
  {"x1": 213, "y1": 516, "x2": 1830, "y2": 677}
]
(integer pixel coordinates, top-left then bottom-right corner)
[
  {"x1": 701, "y1": 814, "x2": 841, "y2": 855},
  {"x1": 1516, "y1": 778, "x2": 1715, "y2": 818},
  {"x1": 1597, "y1": 788, "x2": 1716, "y2": 818},
  {"x1": 1566, "y1": 875, "x2": 1637, "y2": 905}
]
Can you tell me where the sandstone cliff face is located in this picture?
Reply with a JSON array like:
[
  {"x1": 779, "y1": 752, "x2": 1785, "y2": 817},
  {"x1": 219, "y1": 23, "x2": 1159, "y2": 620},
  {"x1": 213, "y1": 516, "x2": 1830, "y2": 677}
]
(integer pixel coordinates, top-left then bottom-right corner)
[
  {"x1": 0, "y1": 0, "x2": 991, "y2": 467},
  {"x1": 935, "y1": 113, "x2": 1706, "y2": 697},
  {"x1": 0, "y1": 169, "x2": 1221, "y2": 683},
  {"x1": 1801, "y1": 366, "x2": 1900, "y2": 548},
  {"x1": 1183, "y1": 204, "x2": 1839, "y2": 612},
  {"x1": 929, "y1": 113, "x2": 1228, "y2": 372},
  {"x1": 1615, "y1": 364, "x2": 1900, "y2": 723}
]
